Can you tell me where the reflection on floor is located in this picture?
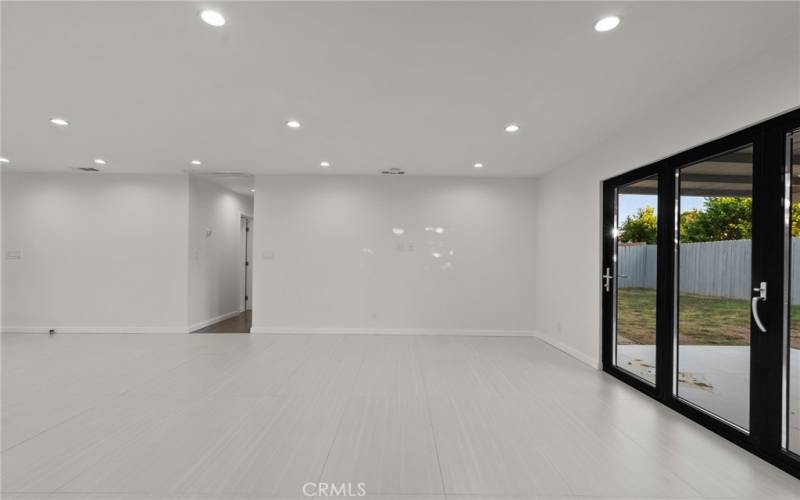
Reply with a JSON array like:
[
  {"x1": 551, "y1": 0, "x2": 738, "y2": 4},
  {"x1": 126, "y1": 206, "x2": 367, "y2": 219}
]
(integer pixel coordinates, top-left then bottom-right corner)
[
  {"x1": 618, "y1": 345, "x2": 800, "y2": 449},
  {"x1": 193, "y1": 310, "x2": 252, "y2": 334},
  {"x1": 2, "y1": 333, "x2": 798, "y2": 499}
]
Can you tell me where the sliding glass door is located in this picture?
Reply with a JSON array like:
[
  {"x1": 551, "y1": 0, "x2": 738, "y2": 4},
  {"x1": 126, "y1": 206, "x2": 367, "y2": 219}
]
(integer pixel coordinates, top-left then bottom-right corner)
[
  {"x1": 608, "y1": 174, "x2": 659, "y2": 385},
  {"x1": 784, "y1": 126, "x2": 800, "y2": 458},
  {"x1": 602, "y1": 109, "x2": 800, "y2": 479},
  {"x1": 676, "y1": 145, "x2": 754, "y2": 430}
]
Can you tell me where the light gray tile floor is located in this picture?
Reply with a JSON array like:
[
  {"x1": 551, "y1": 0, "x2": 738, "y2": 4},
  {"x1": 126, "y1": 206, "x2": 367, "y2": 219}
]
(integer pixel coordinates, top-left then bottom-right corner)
[{"x1": 2, "y1": 333, "x2": 798, "y2": 499}]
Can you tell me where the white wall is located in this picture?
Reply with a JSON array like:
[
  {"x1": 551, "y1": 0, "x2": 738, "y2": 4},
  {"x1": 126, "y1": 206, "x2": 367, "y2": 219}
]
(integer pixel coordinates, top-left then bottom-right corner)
[
  {"x1": 533, "y1": 41, "x2": 800, "y2": 368},
  {"x1": 1, "y1": 173, "x2": 189, "y2": 332},
  {"x1": 1, "y1": 172, "x2": 3, "y2": 331},
  {"x1": 188, "y1": 176, "x2": 253, "y2": 330},
  {"x1": 252, "y1": 175, "x2": 537, "y2": 334}
]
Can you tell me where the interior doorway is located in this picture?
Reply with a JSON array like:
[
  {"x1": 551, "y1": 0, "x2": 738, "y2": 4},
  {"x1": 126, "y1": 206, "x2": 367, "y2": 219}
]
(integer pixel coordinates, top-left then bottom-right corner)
[{"x1": 192, "y1": 214, "x2": 254, "y2": 334}]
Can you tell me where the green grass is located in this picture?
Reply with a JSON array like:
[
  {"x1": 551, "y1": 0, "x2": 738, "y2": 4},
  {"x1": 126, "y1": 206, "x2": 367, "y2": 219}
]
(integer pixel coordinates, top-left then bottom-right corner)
[{"x1": 617, "y1": 287, "x2": 800, "y2": 348}]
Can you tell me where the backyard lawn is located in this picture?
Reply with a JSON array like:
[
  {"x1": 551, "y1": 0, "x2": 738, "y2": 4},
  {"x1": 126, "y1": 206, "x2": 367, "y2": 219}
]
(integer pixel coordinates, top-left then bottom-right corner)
[{"x1": 617, "y1": 287, "x2": 800, "y2": 348}]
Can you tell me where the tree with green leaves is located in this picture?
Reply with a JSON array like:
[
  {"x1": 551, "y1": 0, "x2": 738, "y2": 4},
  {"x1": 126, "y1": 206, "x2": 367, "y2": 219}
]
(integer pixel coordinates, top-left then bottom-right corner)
[
  {"x1": 620, "y1": 196, "x2": 800, "y2": 244},
  {"x1": 680, "y1": 197, "x2": 752, "y2": 242},
  {"x1": 792, "y1": 204, "x2": 800, "y2": 237},
  {"x1": 619, "y1": 205, "x2": 657, "y2": 244}
]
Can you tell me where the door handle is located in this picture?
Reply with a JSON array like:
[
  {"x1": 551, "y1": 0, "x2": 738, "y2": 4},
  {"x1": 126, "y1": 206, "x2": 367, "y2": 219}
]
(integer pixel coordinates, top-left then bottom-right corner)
[
  {"x1": 751, "y1": 281, "x2": 767, "y2": 333},
  {"x1": 602, "y1": 267, "x2": 613, "y2": 292}
]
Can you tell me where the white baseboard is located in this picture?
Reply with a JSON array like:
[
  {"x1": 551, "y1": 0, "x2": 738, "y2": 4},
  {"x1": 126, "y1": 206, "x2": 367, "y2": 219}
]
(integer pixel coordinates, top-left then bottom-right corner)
[
  {"x1": 189, "y1": 310, "x2": 243, "y2": 332},
  {"x1": 531, "y1": 331, "x2": 601, "y2": 370},
  {"x1": 250, "y1": 326, "x2": 536, "y2": 337},
  {"x1": 1, "y1": 324, "x2": 599, "y2": 372},
  {"x1": 2, "y1": 310, "x2": 246, "y2": 335},
  {"x1": 1, "y1": 326, "x2": 188, "y2": 334}
]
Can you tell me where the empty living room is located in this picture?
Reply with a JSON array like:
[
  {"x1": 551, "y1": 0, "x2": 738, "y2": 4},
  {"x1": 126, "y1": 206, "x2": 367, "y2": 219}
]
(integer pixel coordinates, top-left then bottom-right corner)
[{"x1": 2, "y1": 1, "x2": 800, "y2": 499}]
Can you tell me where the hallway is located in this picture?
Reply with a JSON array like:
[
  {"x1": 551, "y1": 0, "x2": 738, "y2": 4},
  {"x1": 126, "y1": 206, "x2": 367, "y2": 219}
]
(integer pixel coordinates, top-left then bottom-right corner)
[{"x1": 193, "y1": 310, "x2": 252, "y2": 334}]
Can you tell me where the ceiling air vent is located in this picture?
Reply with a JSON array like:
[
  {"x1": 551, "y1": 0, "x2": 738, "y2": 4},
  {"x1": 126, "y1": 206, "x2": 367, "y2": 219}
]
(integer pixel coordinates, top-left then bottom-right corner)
[{"x1": 381, "y1": 168, "x2": 405, "y2": 175}]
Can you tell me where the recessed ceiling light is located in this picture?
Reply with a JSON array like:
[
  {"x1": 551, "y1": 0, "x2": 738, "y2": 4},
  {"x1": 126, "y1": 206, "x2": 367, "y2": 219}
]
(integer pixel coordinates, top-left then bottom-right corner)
[
  {"x1": 94, "y1": 158, "x2": 107, "y2": 165},
  {"x1": 286, "y1": 120, "x2": 301, "y2": 129},
  {"x1": 191, "y1": 160, "x2": 202, "y2": 165},
  {"x1": 250, "y1": 189, "x2": 255, "y2": 193},
  {"x1": 594, "y1": 15, "x2": 621, "y2": 32},
  {"x1": 200, "y1": 10, "x2": 226, "y2": 27},
  {"x1": 504, "y1": 124, "x2": 520, "y2": 133},
  {"x1": 320, "y1": 161, "x2": 330, "y2": 168},
  {"x1": 0, "y1": 157, "x2": 9, "y2": 163},
  {"x1": 473, "y1": 162, "x2": 484, "y2": 168},
  {"x1": 49, "y1": 117, "x2": 69, "y2": 126}
]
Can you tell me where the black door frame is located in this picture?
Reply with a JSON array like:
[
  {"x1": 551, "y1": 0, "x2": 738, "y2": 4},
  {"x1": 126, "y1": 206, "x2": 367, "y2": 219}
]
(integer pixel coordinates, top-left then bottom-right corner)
[{"x1": 601, "y1": 107, "x2": 800, "y2": 479}]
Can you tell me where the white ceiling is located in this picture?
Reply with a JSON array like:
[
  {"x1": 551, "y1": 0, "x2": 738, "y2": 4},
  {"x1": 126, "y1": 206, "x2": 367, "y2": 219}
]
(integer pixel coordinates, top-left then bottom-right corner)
[
  {"x1": 2, "y1": 1, "x2": 798, "y2": 180},
  {"x1": 195, "y1": 171, "x2": 254, "y2": 197}
]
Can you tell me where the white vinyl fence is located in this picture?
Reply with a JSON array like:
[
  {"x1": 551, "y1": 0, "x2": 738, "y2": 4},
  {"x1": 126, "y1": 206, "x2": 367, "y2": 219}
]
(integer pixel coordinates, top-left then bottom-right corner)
[{"x1": 618, "y1": 238, "x2": 800, "y2": 304}]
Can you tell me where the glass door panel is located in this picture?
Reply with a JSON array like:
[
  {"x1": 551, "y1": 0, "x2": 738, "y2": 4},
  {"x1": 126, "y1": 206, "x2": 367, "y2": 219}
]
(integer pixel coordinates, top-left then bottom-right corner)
[
  {"x1": 613, "y1": 175, "x2": 659, "y2": 384},
  {"x1": 677, "y1": 145, "x2": 753, "y2": 430},
  {"x1": 786, "y1": 129, "x2": 800, "y2": 455}
]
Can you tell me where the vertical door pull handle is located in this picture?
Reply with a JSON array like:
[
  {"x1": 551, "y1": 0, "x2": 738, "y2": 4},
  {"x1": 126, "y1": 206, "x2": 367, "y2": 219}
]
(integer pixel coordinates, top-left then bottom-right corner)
[{"x1": 751, "y1": 281, "x2": 767, "y2": 333}]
